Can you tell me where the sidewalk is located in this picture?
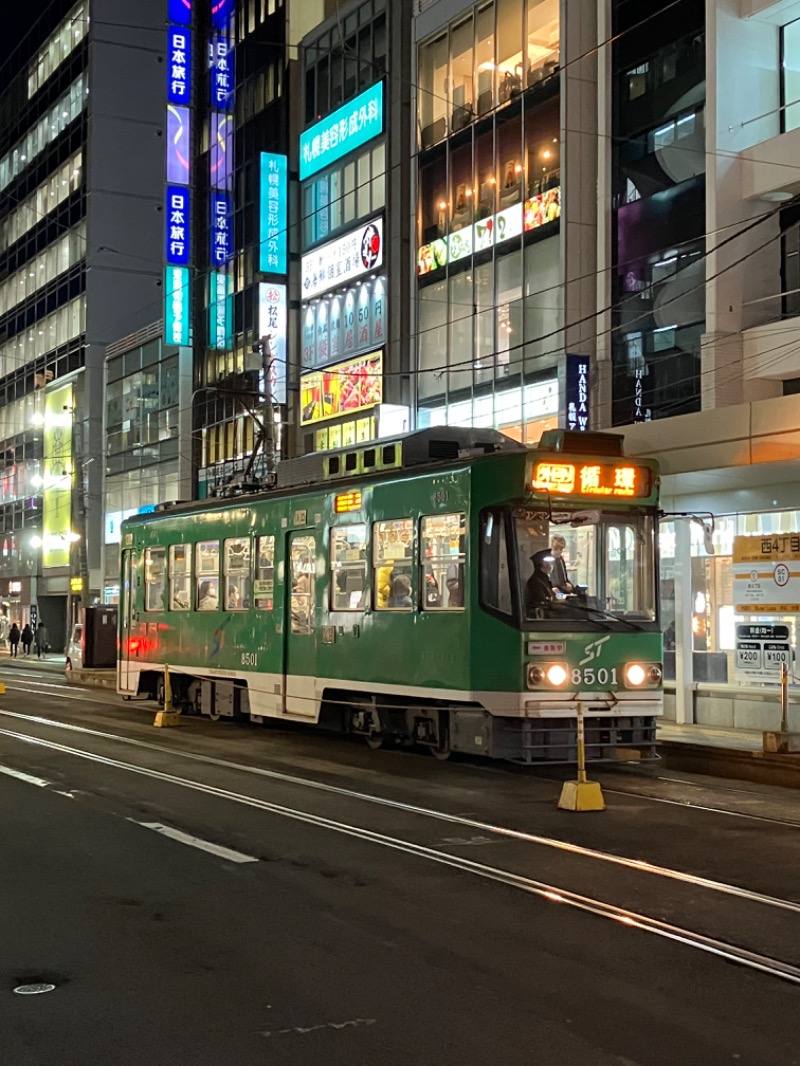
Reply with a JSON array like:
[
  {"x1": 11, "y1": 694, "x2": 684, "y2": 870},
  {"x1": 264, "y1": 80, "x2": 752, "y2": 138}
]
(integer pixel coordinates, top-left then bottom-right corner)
[{"x1": 0, "y1": 653, "x2": 66, "y2": 672}]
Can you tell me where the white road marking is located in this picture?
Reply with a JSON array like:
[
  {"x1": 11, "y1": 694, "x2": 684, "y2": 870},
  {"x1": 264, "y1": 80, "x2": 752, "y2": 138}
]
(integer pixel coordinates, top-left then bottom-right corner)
[
  {"x1": 2, "y1": 726, "x2": 799, "y2": 986},
  {"x1": 131, "y1": 820, "x2": 258, "y2": 864},
  {"x1": 0, "y1": 763, "x2": 50, "y2": 787}
]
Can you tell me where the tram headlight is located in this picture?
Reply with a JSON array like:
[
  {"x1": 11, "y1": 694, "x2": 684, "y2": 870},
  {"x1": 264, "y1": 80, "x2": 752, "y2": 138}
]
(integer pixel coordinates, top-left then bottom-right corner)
[
  {"x1": 624, "y1": 662, "x2": 662, "y2": 688},
  {"x1": 547, "y1": 663, "x2": 569, "y2": 687},
  {"x1": 527, "y1": 662, "x2": 570, "y2": 689}
]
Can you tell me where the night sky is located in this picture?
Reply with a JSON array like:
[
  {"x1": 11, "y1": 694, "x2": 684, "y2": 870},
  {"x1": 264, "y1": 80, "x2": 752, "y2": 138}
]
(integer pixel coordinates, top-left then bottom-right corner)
[{"x1": 0, "y1": 1, "x2": 54, "y2": 72}]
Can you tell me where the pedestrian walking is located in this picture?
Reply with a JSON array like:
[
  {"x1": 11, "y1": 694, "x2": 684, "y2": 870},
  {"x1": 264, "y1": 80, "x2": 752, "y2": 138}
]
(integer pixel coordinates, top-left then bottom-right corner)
[
  {"x1": 34, "y1": 622, "x2": 50, "y2": 659},
  {"x1": 20, "y1": 623, "x2": 33, "y2": 656},
  {"x1": 8, "y1": 622, "x2": 20, "y2": 657}
]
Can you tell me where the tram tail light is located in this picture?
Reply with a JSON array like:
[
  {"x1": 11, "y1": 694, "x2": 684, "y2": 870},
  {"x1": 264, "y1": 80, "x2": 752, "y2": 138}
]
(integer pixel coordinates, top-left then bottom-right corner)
[
  {"x1": 624, "y1": 662, "x2": 662, "y2": 688},
  {"x1": 527, "y1": 662, "x2": 570, "y2": 689}
]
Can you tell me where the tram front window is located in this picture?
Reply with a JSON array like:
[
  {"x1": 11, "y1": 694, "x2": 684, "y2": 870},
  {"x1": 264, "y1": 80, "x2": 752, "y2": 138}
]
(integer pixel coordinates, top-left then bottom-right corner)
[{"x1": 512, "y1": 509, "x2": 656, "y2": 625}]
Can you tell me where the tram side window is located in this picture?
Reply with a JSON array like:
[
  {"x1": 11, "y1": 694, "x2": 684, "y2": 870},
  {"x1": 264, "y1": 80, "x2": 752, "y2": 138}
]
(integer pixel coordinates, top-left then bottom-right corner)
[
  {"x1": 144, "y1": 547, "x2": 165, "y2": 612},
  {"x1": 330, "y1": 524, "x2": 367, "y2": 610},
  {"x1": 195, "y1": 540, "x2": 220, "y2": 611},
  {"x1": 421, "y1": 513, "x2": 466, "y2": 611},
  {"x1": 373, "y1": 518, "x2": 414, "y2": 610},
  {"x1": 169, "y1": 544, "x2": 191, "y2": 611},
  {"x1": 290, "y1": 535, "x2": 316, "y2": 634},
  {"x1": 480, "y1": 510, "x2": 512, "y2": 615},
  {"x1": 254, "y1": 535, "x2": 275, "y2": 610},
  {"x1": 224, "y1": 537, "x2": 251, "y2": 610}
]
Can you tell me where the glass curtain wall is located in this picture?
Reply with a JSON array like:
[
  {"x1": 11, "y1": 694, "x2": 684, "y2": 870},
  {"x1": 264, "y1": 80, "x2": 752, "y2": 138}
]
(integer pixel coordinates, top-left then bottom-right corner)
[
  {"x1": 417, "y1": 0, "x2": 559, "y2": 147},
  {"x1": 610, "y1": 0, "x2": 706, "y2": 425}
]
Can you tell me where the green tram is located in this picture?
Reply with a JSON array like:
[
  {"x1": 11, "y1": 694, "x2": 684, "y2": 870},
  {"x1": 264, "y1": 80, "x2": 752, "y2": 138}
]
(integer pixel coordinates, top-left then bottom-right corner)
[{"x1": 118, "y1": 427, "x2": 663, "y2": 763}]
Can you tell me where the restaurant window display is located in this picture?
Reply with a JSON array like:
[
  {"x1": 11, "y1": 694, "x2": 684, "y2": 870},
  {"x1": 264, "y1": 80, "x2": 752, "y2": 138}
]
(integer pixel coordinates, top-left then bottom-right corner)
[{"x1": 417, "y1": 94, "x2": 560, "y2": 274}]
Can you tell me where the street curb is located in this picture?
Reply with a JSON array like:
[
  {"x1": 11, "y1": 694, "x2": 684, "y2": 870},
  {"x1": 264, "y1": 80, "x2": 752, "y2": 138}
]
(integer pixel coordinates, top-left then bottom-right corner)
[
  {"x1": 65, "y1": 669, "x2": 117, "y2": 690},
  {"x1": 660, "y1": 740, "x2": 800, "y2": 790}
]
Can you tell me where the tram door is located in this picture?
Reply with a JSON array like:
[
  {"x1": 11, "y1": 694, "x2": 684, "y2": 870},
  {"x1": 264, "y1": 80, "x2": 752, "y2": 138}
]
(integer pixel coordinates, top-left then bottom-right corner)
[
  {"x1": 283, "y1": 531, "x2": 317, "y2": 718},
  {"x1": 119, "y1": 549, "x2": 136, "y2": 691}
]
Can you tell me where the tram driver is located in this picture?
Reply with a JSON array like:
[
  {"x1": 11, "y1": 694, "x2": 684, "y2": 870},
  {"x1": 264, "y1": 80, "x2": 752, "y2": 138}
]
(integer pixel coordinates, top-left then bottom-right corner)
[{"x1": 526, "y1": 550, "x2": 555, "y2": 611}]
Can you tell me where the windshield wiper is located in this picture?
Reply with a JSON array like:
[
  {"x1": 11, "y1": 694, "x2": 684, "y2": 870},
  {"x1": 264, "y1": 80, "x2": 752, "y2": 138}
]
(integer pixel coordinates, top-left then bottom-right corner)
[{"x1": 559, "y1": 601, "x2": 644, "y2": 630}]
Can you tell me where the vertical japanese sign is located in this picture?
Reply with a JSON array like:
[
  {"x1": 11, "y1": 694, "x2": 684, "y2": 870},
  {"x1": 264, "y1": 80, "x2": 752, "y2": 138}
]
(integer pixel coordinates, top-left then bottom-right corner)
[
  {"x1": 259, "y1": 153, "x2": 287, "y2": 275},
  {"x1": 258, "y1": 283, "x2": 287, "y2": 404},
  {"x1": 165, "y1": 266, "x2": 191, "y2": 345},
  {"x1": 208, "y1": 272, "x2": 232, "y2": 349},
  {"x1": 210, "y1": 37, "x2": 233, "y2": 109},
  {"x1": 42, "y1": 384, "x2": 74, "y2": 570},
  {"x1": 164, "y1": 1, "x2": 192, "y2": 346},
  {"x1": 210, "y1": 191, "x2": 231, "y2": 266},
  {"x1": 565, "y1": 355, "x2": 590, "y2": 432},
  {"x1": 167, "y1": 26, "x2": 192, "y2": 104},
  {"x1": 207, "y1": 0, "x2": 234, "y2": 355},
  {"x1": 165, "y1": 186, "x2": 191, "y2": 265}
]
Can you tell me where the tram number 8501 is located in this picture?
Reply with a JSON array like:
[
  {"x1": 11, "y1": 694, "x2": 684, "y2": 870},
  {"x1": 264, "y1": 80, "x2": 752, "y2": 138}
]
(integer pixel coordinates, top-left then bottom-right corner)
[{"x1": 571, "y1": 667, "x2": 618, "y2": 686}]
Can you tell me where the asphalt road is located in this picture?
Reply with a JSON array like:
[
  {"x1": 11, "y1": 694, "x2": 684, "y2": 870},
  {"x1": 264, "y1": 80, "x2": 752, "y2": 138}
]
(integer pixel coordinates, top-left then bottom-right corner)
[{"x1": 1, "y1": 661, "x2": 799, "y2": 1065}]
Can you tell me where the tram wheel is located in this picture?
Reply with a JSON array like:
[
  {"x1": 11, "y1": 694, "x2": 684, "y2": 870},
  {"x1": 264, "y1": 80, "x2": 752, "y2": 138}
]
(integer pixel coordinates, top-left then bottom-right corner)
[
  {"x1": 365, "y1": 734, "x2": 384, "y2": 750},
  {"x1": 430, "y1": 744, "x2": 452, "y2": 761}
]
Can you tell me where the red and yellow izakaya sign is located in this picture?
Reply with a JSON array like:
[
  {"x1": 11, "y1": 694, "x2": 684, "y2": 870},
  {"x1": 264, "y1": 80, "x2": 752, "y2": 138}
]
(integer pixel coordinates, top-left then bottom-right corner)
[{"x1": 531, "y1": 461, "x2": 651, "y2": 499}]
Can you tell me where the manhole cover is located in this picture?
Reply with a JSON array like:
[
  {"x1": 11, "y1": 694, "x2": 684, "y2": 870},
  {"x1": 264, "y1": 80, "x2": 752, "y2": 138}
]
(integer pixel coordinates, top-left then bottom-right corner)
[{"x1": 13, "y1": 983, "x2": 56, "y2": 995}]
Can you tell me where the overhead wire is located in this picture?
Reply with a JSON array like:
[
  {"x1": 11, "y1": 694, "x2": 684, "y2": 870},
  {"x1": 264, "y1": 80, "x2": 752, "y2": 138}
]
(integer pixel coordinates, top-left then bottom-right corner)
[{"x1": 1, "y1": 3, "x2": 799, "y2": 428}]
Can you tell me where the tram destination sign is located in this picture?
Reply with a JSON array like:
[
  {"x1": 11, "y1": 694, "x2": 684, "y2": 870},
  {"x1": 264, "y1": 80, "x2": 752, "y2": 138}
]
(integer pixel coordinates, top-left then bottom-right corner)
[
  {"x1": 530, "y1": 460, "x2": 652, "y2": 500},
  {"x1": 735, "y1": 623, "x2": 791, "y2": 682}
]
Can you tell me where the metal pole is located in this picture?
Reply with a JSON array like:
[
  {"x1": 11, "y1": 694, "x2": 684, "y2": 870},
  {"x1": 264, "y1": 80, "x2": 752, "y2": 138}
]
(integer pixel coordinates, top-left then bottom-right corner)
[
  {"x1": 163, "y1": 664, "x2": 171, "y2": 715},
  {"x1": 781, "y1": 661, "x2": 789, "y2": 734},
  {"x1": 576, "y1": 707, "x2": 587, "y2": 784}
]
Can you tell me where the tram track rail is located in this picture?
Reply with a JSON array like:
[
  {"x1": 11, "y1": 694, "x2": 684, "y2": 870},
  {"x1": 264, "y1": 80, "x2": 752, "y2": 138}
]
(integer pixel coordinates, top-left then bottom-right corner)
[
  {"x1": 2, "y1": 672, "x2": 800, "y2": 829},
  {"x1": 1, "y1": 705, "x2": 799, "y2": 906},
  {"x1": 0, "y1": 716, "x2": 799, "y2": 988}
]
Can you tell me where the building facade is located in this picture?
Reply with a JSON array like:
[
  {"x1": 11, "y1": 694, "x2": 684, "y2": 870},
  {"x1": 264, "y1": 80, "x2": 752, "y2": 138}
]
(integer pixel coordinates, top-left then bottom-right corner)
[
  {"x1": 0, "y1": 0, "x2": 165, "y2": 647},
  {"x1": 296, "y1": 0, "x2": 413, "y2": 455}
]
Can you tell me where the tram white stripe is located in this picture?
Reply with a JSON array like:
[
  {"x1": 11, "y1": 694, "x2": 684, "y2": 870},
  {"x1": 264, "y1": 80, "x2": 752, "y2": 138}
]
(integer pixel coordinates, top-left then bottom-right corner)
[
  {"x1": 0, "y1": 763, "x2": 50, "y2": 787},
  {"x1": 131, "y1": 821, "x2": 258, "y2": 864}
]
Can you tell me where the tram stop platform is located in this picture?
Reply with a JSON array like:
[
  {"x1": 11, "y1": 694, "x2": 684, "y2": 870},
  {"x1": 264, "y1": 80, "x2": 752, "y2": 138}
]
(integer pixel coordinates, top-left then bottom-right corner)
[{"x1": 658, "y1": 721, "x2": 800, "y2": 789}]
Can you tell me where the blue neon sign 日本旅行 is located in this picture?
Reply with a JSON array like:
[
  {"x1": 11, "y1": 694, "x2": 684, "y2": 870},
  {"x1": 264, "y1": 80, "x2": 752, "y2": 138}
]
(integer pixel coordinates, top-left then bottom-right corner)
[{"x1": 299, "y1": 81, "x2": 384, "y2": 182}]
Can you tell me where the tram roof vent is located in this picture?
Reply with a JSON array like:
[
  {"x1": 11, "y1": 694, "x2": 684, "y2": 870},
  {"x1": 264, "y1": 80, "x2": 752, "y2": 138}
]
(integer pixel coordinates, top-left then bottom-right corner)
[
  {"x1": 275, "y1": 426, "x2": 524, "y2": 489},
  {"x1": 537, "y1": 429, "x2": 624, "y2": 457},
  {"x1": 275, "y1": 451, "x2": 326, "y2": 489},
  {"x1": 402, "y1": 427, "x2": 525, "y2": 465}
]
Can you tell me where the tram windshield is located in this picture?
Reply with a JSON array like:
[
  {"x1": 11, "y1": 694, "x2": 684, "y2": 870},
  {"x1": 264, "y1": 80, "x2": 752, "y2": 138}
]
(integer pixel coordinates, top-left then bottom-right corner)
[{"x1": 505, "y1": 507, "x2": 657, "y2": 627}]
